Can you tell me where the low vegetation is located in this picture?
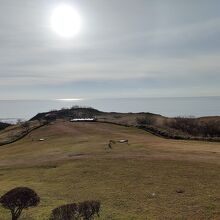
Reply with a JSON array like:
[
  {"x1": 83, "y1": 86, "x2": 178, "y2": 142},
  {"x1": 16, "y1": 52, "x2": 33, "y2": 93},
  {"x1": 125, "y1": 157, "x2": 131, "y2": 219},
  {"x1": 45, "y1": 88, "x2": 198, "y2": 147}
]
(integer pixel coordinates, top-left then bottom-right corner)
[
  {"x1": 31, "y1": 106, "x2": 102, "y2": 122},
  {"x1": 0, "y1": 121, "x2": 219, "y2": 219},
  {"x1": 0, "y1": 186, "x2": 100, "y2": 220},
  {"x1": 28, "y1": 107, "x2": 220, "y2": 141},
  {"x1": 0, "y1": 122, "x2": 10, "y2": 131},
  {"x1": 167, "y1": 117, "x2": 220, "y2": 137},
  {"x1": 50, "y1": 203, "x2": 79, "y2": 220},
  {"x1": 50, "y1": 200, "x2": 100, "y2": 220},
  {"x1": 135, "y1": 115, "x2": 220, "y2": 141},
  {"x1": 0, "y1": 120, "x2": 44, "y2": 146},
  {"x1": 136, "y1": 115, "x2": 156, "y2": 126},
  {"x1": 0, "y1": 187, "x2": 40, "y2": 220}
]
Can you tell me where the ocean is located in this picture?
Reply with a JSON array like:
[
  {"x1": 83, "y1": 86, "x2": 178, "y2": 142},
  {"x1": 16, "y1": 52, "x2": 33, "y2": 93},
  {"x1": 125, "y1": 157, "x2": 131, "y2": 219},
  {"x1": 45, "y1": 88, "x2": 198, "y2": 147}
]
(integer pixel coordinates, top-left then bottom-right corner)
[{"x1": 0, "y1": 97, "x2": 219, "y2": 123}]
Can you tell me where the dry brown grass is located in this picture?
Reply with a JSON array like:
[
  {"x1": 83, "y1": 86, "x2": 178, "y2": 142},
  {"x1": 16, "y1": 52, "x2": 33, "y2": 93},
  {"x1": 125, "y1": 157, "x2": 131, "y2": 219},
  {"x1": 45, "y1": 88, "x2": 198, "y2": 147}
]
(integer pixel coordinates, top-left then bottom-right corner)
[{"x1": 0, "y1": 121, "x2": 219, "y2": 219}]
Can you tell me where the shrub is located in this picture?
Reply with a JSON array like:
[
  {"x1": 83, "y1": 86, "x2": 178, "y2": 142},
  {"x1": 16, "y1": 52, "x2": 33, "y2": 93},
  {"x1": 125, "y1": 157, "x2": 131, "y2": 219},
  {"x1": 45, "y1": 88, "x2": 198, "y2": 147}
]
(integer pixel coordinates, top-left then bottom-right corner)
[
  {"x1": 136, "y1": 115, "x2": 155, "y2": 126},
  {"x1": 50, "y1": 200, "x2": 101, "y2": 220},
  {"x1": 44, "y1": 113, "x2": 57, "y2": 124},
  {"x1": 21, "y1": 121, "x2": 30, "y2": 133},
  {"x1": 167, "y1": 117, "x2": 220, "y2": 137},
  {"x1": 78, "y1": 200, "x2": 100, "y2": 220},
  {"x1": 0, "y1": 122, "x2": 10, "y2": 130},
  {"x1": 0, "y1": 187, "x2": 40, "y2": 220},
  {"x1": 50, "y1": 203, "x2": 79, "y2": 220}
]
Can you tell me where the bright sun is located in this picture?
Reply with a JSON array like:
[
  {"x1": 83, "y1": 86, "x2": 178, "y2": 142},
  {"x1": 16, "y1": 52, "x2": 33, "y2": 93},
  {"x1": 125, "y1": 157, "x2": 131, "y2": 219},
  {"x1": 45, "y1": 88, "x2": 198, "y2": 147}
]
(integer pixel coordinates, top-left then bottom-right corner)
[{"x1": 50, "y1": 5, "x2": 82, "y2": 38}]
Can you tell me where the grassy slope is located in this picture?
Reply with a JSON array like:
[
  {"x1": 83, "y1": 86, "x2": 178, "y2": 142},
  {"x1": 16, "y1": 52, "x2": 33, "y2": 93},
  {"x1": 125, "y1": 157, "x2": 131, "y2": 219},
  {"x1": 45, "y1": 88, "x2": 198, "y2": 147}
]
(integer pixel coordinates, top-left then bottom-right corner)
[
  {"x1": 97, "y1": 113, "x2": 220, "y2": 141},
  {"x1": 0, "y1": 121, "x2": 220, "y2": 219},
  {"x1": 29, "y1": 107, "x2": 220, "y2": 140}
]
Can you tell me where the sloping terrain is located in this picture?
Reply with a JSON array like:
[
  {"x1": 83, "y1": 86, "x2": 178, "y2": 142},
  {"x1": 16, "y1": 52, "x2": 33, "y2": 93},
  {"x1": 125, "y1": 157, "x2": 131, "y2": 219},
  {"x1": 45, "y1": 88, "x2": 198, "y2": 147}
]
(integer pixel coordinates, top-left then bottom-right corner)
[
  {"x1": 0, "y1": 121, "x2": 219, "y2": 219},
  {"x1": 0, "y1": 122, "x2": 10, "y2": 131},
  {"x1": 0, "y1": 120, "x2": 42, "y2": 146},
  {"x1": 29, "y1": 107, "x2": 220, "y2": 141}
]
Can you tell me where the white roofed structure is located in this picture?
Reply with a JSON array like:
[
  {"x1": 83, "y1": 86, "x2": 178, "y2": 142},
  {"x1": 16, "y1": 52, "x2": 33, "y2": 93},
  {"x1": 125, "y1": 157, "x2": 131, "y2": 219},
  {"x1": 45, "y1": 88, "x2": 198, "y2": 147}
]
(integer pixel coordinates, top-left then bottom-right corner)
[{"x1": 70, "y1": 118, "x2": 96, "y2": 122}]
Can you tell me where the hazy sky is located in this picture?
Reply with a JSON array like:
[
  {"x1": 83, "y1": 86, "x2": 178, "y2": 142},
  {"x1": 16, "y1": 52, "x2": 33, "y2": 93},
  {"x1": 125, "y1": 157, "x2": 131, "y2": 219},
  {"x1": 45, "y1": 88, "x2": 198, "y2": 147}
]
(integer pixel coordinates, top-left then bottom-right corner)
[{"x1": 0, "y1": 0, "x2": 220, "y2": 99}]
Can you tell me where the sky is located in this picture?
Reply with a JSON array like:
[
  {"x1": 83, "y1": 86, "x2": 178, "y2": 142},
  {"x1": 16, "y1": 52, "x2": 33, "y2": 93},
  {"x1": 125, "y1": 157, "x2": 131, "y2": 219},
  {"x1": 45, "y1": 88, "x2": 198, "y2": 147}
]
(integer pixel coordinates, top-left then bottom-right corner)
[{"x1": 0, "y1": 0, "x2": 220, "y2": 100}]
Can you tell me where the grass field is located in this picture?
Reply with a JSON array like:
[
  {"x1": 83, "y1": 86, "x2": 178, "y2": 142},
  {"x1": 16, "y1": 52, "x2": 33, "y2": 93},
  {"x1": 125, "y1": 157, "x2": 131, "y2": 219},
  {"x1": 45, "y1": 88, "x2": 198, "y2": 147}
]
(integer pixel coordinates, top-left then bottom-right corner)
[{"x1": 0, "y1": 121, "x2": 219, "y2": 219}]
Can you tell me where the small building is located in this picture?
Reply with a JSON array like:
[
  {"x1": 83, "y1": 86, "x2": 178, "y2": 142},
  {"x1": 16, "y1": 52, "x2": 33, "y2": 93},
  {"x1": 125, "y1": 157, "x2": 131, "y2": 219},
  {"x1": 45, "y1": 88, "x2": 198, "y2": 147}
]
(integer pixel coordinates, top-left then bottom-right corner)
[{"x1": 70, "y1": 118, "x2": 97, "y2": 122}]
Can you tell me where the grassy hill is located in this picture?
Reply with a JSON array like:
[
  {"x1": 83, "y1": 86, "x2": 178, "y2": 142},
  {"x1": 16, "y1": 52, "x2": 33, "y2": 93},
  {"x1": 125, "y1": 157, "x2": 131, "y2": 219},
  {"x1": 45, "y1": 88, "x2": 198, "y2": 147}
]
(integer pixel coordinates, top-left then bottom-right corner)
[
  {"x1": 29, "y1": 106, "x2": 220, "y2": 141},
  {"x1": 0, "y1": 120, "x2": 220, "y2": 219}
]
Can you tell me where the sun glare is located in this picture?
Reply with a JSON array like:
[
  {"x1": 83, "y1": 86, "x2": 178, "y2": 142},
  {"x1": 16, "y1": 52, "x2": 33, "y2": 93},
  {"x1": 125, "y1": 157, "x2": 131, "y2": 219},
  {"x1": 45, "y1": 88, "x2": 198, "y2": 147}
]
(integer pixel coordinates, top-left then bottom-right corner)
[
  {"x1": 56, "y1": 98, "x2": 83, "y2": 102},
  {"x1": 50, "y1": 4, "x2": 82, "y2": 38}
]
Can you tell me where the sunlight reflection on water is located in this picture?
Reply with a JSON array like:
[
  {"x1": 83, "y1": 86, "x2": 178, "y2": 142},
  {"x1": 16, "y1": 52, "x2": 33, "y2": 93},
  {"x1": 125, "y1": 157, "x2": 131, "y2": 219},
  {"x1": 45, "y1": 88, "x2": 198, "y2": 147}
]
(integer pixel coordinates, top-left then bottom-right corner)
[{"x1": 0, "y1": 97, "x2": 219, "y2": 121}]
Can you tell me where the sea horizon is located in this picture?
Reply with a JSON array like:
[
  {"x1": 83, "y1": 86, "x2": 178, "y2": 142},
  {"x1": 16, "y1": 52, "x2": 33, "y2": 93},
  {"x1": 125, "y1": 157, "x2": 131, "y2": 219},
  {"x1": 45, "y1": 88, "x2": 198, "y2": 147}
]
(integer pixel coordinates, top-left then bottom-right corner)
[
  {"x1": 0, "y1": 95, "x2": 219, "y2": 101},
  {"x1": 0, "y1": 96, "x2": 219, "y2": 123}
]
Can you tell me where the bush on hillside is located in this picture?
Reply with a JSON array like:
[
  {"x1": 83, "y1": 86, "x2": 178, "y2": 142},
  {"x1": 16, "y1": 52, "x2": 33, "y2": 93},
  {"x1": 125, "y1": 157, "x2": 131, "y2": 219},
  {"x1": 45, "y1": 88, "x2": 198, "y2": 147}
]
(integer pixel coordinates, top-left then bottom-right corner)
[
  {"x1": 21, "y1": 121, "x2": 31, "y2": 133},
  {"x1": 0, "y1": 122, "x2": 10, "y2": 130},
  {"x1": 136, "y1": 115, "x2": 156, "y2": 126},
  {"x1": 50, "y1": 203, "x2": 79, "y2": 220},
  {"x1": 44, "y1": 113, "x2": 57, "y2": 124},
  {"x1": 78, "y1": 200, "x2": 100, "y2": 220},
  {"x1": 0, "y1": 187, "x2": 40, "y2": 220},
  {"x1": 167, "y1": 117, "x2": 220, "y2": 137},
  {"x1": 50, "y1": 200, "x2": 101, "y2": 220}
]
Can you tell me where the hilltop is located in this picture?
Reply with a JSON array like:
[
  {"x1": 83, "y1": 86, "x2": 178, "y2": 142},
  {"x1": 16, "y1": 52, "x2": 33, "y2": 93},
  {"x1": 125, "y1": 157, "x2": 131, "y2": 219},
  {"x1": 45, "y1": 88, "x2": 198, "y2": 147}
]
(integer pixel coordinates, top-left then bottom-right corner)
[
  {"x1": 30, "y1": 106, "x2": 103, "y2": 121},
  {"x1": 0, "y1": 107, "x2": 219, "y2": 147},
  {"x1": 29, "y1": 106, "x2": 220, "y2": 141}
]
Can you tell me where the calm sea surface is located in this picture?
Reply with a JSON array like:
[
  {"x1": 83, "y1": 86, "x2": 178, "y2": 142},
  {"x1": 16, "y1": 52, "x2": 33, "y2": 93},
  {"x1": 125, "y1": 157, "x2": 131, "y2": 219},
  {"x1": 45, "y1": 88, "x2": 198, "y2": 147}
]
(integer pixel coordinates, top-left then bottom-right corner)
[{"x1": 0, "y1": 97, "x2": 219, "y2": 123}]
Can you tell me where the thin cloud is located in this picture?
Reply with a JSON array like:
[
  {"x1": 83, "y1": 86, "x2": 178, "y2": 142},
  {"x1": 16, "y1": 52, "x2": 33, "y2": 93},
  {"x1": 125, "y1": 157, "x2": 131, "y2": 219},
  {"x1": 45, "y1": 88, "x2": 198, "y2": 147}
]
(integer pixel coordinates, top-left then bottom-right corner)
[{"x1": 0, "y1": 0, "x2": 219, "y2": 98}]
